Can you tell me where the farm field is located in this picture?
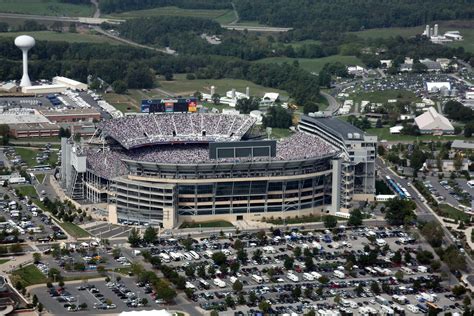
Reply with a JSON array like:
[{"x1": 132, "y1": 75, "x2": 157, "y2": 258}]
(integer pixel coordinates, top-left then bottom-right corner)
[
  {"x1": 0, "y1": 0, "x2": 93, "y2": 16},
  {"x1": 350, "y1": 21, "x2": 474, "y2": 53},
  {"x1": 106, "y1": 6, "x2": 231, "y2": 21},
  {"x1": 0, "y1": 31, "x2": 121, "y2": 45},
  {"x1": 257, "y1": 55, "x2": 364, "y2": 74}
]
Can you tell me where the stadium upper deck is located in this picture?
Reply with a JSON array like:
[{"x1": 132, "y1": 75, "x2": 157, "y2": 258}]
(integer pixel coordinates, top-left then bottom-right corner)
[
  {"x1": 85, "y1": 132, "x2": 338, "y2": 180},
  {"x1": 98, "y1": 113, "x2": 257, "y2": 149}
]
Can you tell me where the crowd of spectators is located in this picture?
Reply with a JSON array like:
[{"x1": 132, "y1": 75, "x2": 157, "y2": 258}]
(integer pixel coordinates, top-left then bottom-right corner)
[
  {"x1": 85, "y1": 132, "x2": 337, "y2": 179},
  {"x1": 98, "y1": 113, "x2": 257, "y2": 149}
]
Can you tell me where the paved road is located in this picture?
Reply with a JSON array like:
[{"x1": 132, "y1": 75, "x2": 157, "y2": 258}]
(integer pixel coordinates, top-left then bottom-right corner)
[
  {"x1": 376, "y1": 158, "x2": 473, "y2": 273},
  {"x1": 90, "y1": 0, "x2": 100, "y2": 19},
  {"x1": 320, "y1": 91, "x2": 341, "y2": 114}
]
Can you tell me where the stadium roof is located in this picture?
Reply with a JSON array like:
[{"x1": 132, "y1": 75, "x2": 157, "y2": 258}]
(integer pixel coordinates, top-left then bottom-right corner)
[{"x1": 302, "y1": 115, "x2": 367, "y2": 141}]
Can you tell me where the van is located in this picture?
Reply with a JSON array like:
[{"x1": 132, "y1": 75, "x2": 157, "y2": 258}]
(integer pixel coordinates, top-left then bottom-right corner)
[
  {"x1": 229, "y1": 276, "x2": 237, "y2": 284},
  {"x1": 417, "y1": 266, "x2": 428, "y2": 273},
  {"x1": 407, "y1": 305, "x2": 419, "y2": 314},
  {"x1": 213, "y1": 278, "x2": 226, "y2": 288},
  {"x1": 311, "y1": 271, "x2": 322, "y2": 280},
  {"x1": 198, "y1": 279, "x2": 210, "y2": 289}
]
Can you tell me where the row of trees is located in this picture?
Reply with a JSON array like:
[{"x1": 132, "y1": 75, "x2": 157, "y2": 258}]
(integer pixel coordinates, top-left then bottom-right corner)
[{"x1": 99, "y1": 0, "x2": 230, "y2": 14}]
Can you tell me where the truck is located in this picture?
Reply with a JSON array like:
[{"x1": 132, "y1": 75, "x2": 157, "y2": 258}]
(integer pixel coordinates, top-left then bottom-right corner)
[
  {"x1": 417, "y1": 265, "x2": 428, "y2": 273},
  {"x1": 198, "y1": 279, "x2": 210, "y2": 289},
  {"x1": 189, "y1": 251, "x2": 200, "y2": 260},
  {"x1": 213, "y1": 278, "x2": 226, "y2": 288},
  {"x1": 333, "y1": 270, "x2": 345, "y2": 279},
  {"x1": 287, "y1": 273, "x2": 299, "y2": 282},
  {"x1": 311, "y1": 271, "x2": 322, "y2": 280},
  {"x1": 376, "y1": 295, "x2": 389, "y2": 306},
  {"x1": 229, "y1": 276, "x2": 237, "y2": 284},
  {"x1": 252, "y1": 274, "x2": 263, "y2": 284}
]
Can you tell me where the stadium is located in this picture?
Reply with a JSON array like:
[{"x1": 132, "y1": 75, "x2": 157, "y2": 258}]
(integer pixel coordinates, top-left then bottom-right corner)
[{"x1": 61, "y1": 112, "x2": 344, "y2": 229}]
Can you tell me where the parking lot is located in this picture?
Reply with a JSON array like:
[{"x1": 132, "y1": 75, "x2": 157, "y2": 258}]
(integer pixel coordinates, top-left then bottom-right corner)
[{"x1": 421, "y1": 177, "x2": 473, "y2": 209}]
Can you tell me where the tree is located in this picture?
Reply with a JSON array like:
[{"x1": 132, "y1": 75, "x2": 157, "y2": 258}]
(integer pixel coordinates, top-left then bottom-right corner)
[
  {"x1": 38, "y1": 303, "x2": 43, "y2": 312},
  {"x1": 230, "y1": 261, "x2": 240, "y2": 274},
  {"x1": 377, "y1": 145, "x2": 386, "y2": 156},
  {"x1": 303, "y1": 103, "x2": 319, "y2": 114},
  {"x1": 258, "y1": 300, "x2": 271, "y2": 313},
  {"x1": 323, "y1": 215, "x2": 337, "y2": 228},
  {"x1": 112, "y1": 80, "x2": 127, "y2": 94},
  {"x1": 421, "y1": 221, "x2": 444, "y2": 247},
  {"x1": 0, "y1": 125, "x2": 9, "y2": 145},
  {"x1": 384, "y1": 198, "x2": 416, "y2": 225},
  {"x1": 140, "y1": 298, "x2": 148, "y2": 306},
  {"x1": 443, "y1": 246, "x2": 467, "y2": 271},
  {"x1": 464, "y1": 122, "x2": 474, "y2": 137},
  {"x1": 212, "y1": 93, "x2": 221, "y2": 105},
  {"x1": 212, "y1": 252, "x2": 227, "y2": 266},
  {"x1": 252, "y1": 249, "x2": 263, "y2": 264},
  {"x1": 143, "y1": 226, "x2": 157, "y2": 244},
  {"x1": 452, "y1": 285, "x2": 466, "y2": 297},
  {"x1": 248, "y1": 291, "x2": 257, "y2": 304},
  {"x1": 284, "y1": 256, "x2": 294, "y2": 270},
  {"x1": 232, "y1": 279, "x2": 243, "y2": 292},
  {"x1": 416, "y1": 249, "x2": 434, "y2": 265},
  {"x1": 32, "y1": 294, "x2": 38, "y2": 306},
  {"x1": 128, "y1": 228, "x2": 141, "y2": 247},
  {"x1": 33, "y1": 252, "x2": 41, "y2": 263},
  {"x1": 371, "y1": 281, "x2": 381, "y2": 295},
  {"x1": 236, "y1": 97, "x2": 260, "y2": 114},
  {"x1": 293, "y1": 246, "x2": 302, "y2": 258},
  {"x1": 237, "y1": 249, "x2": 248, "y2": 263},
  {"x1": 263, "y1": 105, "x2": 292, "y2": 129},
  {"x1": 225, "y1": 295, "x2": 235, "y2": 308},
  {"x1": 292, "y1": 286, "x2": 302, "y2": 299},
  {"x1": 233, "y1": 239, "x2": 244, "y2": 250},
  {"x1": 348, "y1": 209, "x2": 363, "y2": 226},
  {"x1": 155, "y1": 280, "x2": 177, "y2": 303}
]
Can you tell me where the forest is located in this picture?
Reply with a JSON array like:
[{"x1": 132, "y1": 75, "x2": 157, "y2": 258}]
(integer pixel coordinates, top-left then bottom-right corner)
[
  {"x1": 99, "y1": 0, "x2": 230, "y2": 14},
  {"x1": 234, "y1": 0, "x2": 474, "y2": 40}
]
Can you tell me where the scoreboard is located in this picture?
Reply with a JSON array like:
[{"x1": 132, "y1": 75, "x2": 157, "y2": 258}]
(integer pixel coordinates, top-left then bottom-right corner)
[{"x1": 141, "y1": 98, "x2": 197, "y2": 113}]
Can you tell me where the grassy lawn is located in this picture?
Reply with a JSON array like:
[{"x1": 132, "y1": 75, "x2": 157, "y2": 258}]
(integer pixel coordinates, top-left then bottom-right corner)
[
  {"x1": 263, "y1": 214, "x2": 340, "y2": 225},
  {"x1": 103, "y1": 92, "x2": 142, "y2": 112},
  {"x1": 107, "y1": 6, "x2": 230, "y2": 20},
  {"x1": 180, "y1": 220, "x2": 234, "y2": 229},
  {"x1": 11, "y1": 264, "x2": 47, "y2": 287},
  {"x1": 438, "y1": 204, "x2": 470, "y2": 222},
  {"x1": 57, "y1": 221, "x2": 91, "y2": 238},
  {"x1": 159, "y1": 74, "x2": 289, "y2": 99},
  {"x1": 16, "y1": 185, "x2": 37, "y2": 199},
  {"x1": 257, "y1": 55, "x2": 364, "y2": 74},
  {"x1": 282, "y1": 40, "x2": 321, "y2": 49},
  {"x1": 0, "y1": 31, "x2": 121, "y2": 45},
  {"x1": 0, "y1": 259, "x2": 9, "y2": 265},
  {"x1": 214, "y1": 10, "x2": 236, "y2": 24},
  {"x1": 367, "y1": 127, "x2": 471, "y2": 142},
  {"x1": 349, "y1": 90, "x2": 421, "y2": 104},
  {"x1": 15, "y1": 147, "x2": 38, "y2": 167},
  {"x1": 35, "y1": 173, "x2": 46, "y2": 184},
  {"x1": 0, "y1": 0, "x2": 93, "y2": 16}
]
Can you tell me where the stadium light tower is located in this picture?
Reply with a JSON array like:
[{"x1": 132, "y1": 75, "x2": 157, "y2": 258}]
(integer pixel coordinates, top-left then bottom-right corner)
[{"x1": 14, "y1": 35, "x2": 35, "y2": 87}]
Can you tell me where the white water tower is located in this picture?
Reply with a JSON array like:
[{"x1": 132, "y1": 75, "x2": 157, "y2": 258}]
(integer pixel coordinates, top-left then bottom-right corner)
[{"x1": 14, "y1": 35, "x2": 35, "y2": 87}]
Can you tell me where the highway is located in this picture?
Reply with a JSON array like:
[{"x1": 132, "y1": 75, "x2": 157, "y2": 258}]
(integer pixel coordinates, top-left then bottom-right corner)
[{"x1": 320, "y1": 90, "x2": 341, "y2": 114}]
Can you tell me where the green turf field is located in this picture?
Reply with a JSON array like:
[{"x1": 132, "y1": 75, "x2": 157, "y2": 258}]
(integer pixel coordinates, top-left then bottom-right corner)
[
  {"x1": 0, "y1": 0, "x2": 93, "y2": 17},
  {"x1": 0, "y1": 31, "x2": 121, "y2": 45},
  {"x1": 158, "y1": 74, "x2": 289, "y2": 99},
  {"x1": 15, "y1": 147, "x2": 38, "y2": 167},
  {"x1": 438, "y1": 204, "x2": 470, "y2": 222},
  {"x1": 256, "y1": 55, "x2": 364, "y2": 74}
]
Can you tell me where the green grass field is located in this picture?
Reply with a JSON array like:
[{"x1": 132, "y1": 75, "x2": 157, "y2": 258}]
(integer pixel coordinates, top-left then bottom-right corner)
[
  {"x1": 257, "y1": 55, "x2": 364, "y2": 74},
  {"x1": 180, "y1": 220, "x2": 234, "y2": 229},
  {"x1": 11, "y1": 264, "x2": 47, "y2": 287},
  {"x1": 0, "y1": 0, "x2": 93, "y2": 17},
  {"x1": 15, "y1": 148, "x2": 37, "y2": 167},
  {"x1": 349, "y1": 90, "x2": 420, "y2": 104},
  {"x1": 107, "y1": 6, "x2": 230, "y2": 21},
  {"x1": 0, "y1": 31, "x2": 121, "y2": 45},
  {"x1": 16, "y1": 185, "x2": 37, "y2": 199},
  {"x1": 57, "y1": 221, "x2": 91, "y2": 238},
  {"x1": 0, "y1": 259, "x2": 9, "y2": 265},
  {"x1": 438, "y1": 204, "x2": 470, "y2": 222},
  {"x1": 35, "y1": 173, "x2": 46, "y2": 184},
  {"x1": 11, "y1": 136, "x2": 60, "y2": 143},
  {"x1": 159, "y1": 74, "x2": 289, "y2": 99},
  {"x1": 270, "y1": 128, "x2": 293, "y2": 139},
  {"x1": 366, "y1": 127, "x2": 470, "y2": 142}
]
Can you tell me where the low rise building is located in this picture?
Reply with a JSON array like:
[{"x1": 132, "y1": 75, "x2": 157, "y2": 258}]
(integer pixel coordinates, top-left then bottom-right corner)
[
  {"x1": 414, "y1": 107, "x2": 454, "y2": 135},
  {"x1": 52, "y1": 76, "x2": 88, "y2": 91}
]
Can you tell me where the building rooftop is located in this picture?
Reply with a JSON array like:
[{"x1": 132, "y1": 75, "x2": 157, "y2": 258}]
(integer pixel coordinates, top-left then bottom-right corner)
[
  {"x1": 451, "y1": 140, "x2": 474, "y2": 150},
  {"x1": 40, "y1": 108, "x2": 100, "y2": 116},
  {"x1": 414, "y1": 107, "x2": 454, "y2": 131},
  {"x1": 301, "y1": 115, "x2": 368, "y2": 141},
  {"x1": 0, "y1": 108, "x2": 50, "y2": 125}
]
